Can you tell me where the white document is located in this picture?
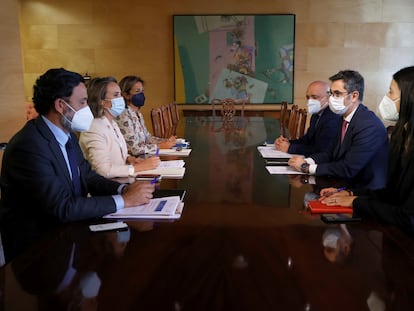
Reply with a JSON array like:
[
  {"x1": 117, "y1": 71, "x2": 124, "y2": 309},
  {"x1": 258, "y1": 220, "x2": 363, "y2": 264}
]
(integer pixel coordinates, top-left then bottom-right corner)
[
  {"x1": 104, "y1": 196, "x2": 183, "y2": 219},
  {"x1": 158, "y1": 160, "x2": 185, "y2": 168},
  {"x1": 136, "y1": 167, "x2": 186, "y2": 179},
  {"x1": 158, "y1": 148, "x2": 192, "y2": 157},
  {"x1": 257, "y1": 146, "x2": 293, "y2": 159},
  {"x1": 266, "y1": 166, "x2": 306, "y2": 175}
]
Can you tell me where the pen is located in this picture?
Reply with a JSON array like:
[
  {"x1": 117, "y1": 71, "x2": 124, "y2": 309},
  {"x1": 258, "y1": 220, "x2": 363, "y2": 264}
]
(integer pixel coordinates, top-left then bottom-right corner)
[
  {"x1": 150, "y1": 176, "x2": 159, "y2": 184},
  {"x1": 335, "y1": 187, "x2": 346, "y2": 193},
  {"x1": 155, "y1": 147, "x2": 159, "y2": 156}
]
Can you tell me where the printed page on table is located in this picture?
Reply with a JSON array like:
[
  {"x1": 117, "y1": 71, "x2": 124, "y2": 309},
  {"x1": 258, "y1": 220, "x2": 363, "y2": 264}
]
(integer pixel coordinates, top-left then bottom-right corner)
[
  {"x1": 104, "y1": 196, "x2": 182, "y2": 219},
  {"x1": 266, "y1": 166, "x2": 306, "y2": 175},
  {"x1": 257, "y1": 146, "x2": 293, "y2": 159}
]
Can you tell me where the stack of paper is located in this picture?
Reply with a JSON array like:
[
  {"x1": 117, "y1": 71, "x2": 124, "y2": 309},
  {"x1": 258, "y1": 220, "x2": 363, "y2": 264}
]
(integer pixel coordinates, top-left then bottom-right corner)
[
  {"x1": 266, "y1": 166, "x2": 306, "y2": 175},
  {"x1": 257, "y1": 146, "x2": 292, "y2": 159},
  {"x1": 137, "y1": 167, "x2": 185, "y2": 179},
  {"x1": 158, "y1": 160, "x2": 185, "y2": 168},
  {"x1": 133, "y1": 159, "x2": 185, "y2": 179},
  {"x1": 158, "y1": 148, "x2": 192, "y2": 157},
  {"x1": 104, "y1": 196, "x2": 184, "y2": 219}
]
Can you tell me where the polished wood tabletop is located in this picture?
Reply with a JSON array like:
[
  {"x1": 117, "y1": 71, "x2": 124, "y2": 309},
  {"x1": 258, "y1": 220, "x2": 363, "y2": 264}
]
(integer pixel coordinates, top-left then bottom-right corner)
[{"x1": 1, "y1": 116, "x2": 414, "y2": 310}]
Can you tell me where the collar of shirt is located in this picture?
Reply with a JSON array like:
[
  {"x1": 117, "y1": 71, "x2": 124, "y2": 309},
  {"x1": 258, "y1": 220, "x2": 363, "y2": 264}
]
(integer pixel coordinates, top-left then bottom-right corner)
[
  {"x1": 343, "y1": 106, "x2": 357, "y2": 123},
  {"x1": 42, "y1": 115, "x2": 71, "y2": 146}
]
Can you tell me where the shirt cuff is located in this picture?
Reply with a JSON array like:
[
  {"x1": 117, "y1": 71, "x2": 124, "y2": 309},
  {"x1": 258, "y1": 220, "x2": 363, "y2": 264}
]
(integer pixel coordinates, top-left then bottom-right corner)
[
  {"x1": 305, "y1": 158, "x2": 317, "y2": 175},
  {"x1": 128, "y1": 165, "x2": 135, "y2": 177},
  {"x1": 112, "y1": 195, "x2": 125, "y2": 211}
]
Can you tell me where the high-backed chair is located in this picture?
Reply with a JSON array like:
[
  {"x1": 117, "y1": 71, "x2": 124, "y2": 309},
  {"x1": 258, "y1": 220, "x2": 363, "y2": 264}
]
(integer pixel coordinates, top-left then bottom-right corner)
[
  {"x1": 168, "y1": 102, "x2": 180, "y2": 135},
  {"x1": 287, "y1": 106, "x2": 308, "y2": 140},
  {"x1": 161, "y1": 104, "x2": 174, "y2": 138},
  {"x1": 211, "y1": 97, "x2": 247, "y2": 120},
  {"x1": 151, "y1": 107, "x2": 164, "y2": 138},
  {"x1": 279, "y1": 101, "x2": 289, "y2": 137},
  {"x1": 287, "y1": 104, "x2": 299, "y2": 139},
  {"x1": 297, "y1": 108, "x2": 308, "y2": 139}
]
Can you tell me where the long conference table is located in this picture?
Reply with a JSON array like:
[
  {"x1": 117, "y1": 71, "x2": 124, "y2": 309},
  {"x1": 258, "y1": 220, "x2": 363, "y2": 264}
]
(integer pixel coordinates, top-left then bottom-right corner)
[{"x1": 1, "y1": 116, "x2": 414, "y2": 310}]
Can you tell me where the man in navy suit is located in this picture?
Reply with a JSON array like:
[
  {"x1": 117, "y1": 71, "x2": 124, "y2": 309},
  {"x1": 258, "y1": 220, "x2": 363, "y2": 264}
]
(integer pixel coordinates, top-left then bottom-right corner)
[
  {"x1": 288, "y1": 70, "x2": 388, "y2": 190},
  {"x1": 274, "y1": 80, "x2": 341, "y2": 156},
  {"x1": 0, "y1": 68, "x2": 155, "y2": 224}
]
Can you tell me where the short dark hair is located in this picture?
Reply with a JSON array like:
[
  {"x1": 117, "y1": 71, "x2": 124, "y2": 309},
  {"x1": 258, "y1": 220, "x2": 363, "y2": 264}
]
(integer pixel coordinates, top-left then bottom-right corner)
[
  {"x1": 329, "y1": 70, "x2": 364, "y2": 101},
  {"x1": 32, "y1": 68, "x2": 84, "y2": 115}
]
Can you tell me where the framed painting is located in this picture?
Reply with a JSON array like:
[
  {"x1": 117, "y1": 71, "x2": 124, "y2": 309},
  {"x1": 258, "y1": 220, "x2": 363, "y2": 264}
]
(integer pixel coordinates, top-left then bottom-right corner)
[{"x1": 173, "y1": 14, "x2": 295, "y2": 105}]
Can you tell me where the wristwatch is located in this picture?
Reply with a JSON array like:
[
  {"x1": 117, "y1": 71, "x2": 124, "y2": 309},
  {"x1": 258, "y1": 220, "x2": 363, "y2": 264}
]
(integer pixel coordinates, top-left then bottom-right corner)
[{"x1": 300, "y1": 162, "x2": 309, "y2": 173}]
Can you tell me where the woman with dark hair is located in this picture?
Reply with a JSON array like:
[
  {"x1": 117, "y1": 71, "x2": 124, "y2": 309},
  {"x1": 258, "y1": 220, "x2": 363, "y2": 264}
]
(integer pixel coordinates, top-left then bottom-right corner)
[
  {"x1": 320, "y1": 66, "x2": 414, "y2": 234},
  {"x1": 116, "y1": 75, "x2": 176, "y2": 157}
]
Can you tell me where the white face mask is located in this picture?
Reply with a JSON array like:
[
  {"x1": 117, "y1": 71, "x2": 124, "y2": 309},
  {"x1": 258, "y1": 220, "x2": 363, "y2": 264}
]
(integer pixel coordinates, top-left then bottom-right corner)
[
  {"x1": 117, "y1": 228, "x2": 131, "y2": 243},
  {"x1": 79, "y1": 271, "x2": 101, "y2": 299},
  {"x1": 378, "y1": 95, "x2": 399, "y2": 121},
  {"x1": 322, "y1": 228, "x2": 341, "y2": 248},
  {"x1": 307, "y1": 99, "x2": 322, "y2": 114},
  {"x1": 63, "y1": 101, "x2": 94, "y2": 132},
  {"x1": 329, "y1": 95, "x2": 350, "y2": 115},
  {"x1": 107, "y1": 97, "x2": 125, "y2": 117}
]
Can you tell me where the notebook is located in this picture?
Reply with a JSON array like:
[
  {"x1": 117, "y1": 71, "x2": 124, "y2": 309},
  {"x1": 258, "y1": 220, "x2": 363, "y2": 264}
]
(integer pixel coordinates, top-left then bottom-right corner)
[{"x1": 307, "y1": 200, "x2": 353, "y2": 214}]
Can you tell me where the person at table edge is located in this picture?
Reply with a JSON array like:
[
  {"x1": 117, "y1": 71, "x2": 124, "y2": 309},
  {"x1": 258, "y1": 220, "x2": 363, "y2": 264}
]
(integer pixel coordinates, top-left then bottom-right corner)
[
  {"x1": 288, "y1": 69, "x2": 388, "y2": 190},
  {"x1": 0, "y1": 68, "x2": 155, "y2": 223}
]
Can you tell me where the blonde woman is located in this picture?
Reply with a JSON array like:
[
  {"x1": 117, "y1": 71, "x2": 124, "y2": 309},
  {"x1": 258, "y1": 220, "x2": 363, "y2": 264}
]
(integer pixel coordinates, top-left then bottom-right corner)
[{"x1": 79, "y1": 77, "x2": 160, "y2": 178}]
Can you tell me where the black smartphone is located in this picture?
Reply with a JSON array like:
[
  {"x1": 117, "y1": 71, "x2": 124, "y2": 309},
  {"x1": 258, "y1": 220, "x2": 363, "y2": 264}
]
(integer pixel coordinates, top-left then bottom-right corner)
[{"x1": 321, "y1": 214, "x2": 361, "y2": 224}]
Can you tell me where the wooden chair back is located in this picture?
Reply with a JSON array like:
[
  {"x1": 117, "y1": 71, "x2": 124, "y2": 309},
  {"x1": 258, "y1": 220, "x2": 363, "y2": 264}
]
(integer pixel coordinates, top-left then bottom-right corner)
[
  {"x1": 161, "y1": 104, "x2": 174, "y2": 138},
  {"x1": 279, "y1": 101, "x2": 289, "y2": 137},
  {"x1": 168, "y1": 102, "x2": 180, "y2": 135},
  {"x1": 287, "y1": 104, "x2": 299, "y2": 139},
  {"x1": 220, "y1": 98, "x2": 236, "y2": 120},
  {"x1": 297, "y1": 108, "x2": 308, "y2": 138},
  {"x1": 151, "y1": 107, "x2": 164, "y2": 138}
]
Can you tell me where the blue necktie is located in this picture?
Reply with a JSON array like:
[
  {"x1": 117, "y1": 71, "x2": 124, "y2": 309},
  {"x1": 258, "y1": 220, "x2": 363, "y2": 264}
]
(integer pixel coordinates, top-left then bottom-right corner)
[{"x1": 65, "y1": 138, "x2": 82, "y2": 196}]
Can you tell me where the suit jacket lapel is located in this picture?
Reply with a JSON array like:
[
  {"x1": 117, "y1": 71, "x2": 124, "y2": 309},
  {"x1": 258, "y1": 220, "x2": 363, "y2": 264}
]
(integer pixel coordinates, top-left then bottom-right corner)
[{"x1": 35, "y1": 117, "x2": 74, "y2": 187}]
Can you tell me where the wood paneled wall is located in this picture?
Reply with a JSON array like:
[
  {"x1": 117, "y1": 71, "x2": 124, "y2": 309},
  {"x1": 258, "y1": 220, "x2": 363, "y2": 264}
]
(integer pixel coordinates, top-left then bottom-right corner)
[{"x1": 1, "y1": 0, "x2": 414, "y2": 147}]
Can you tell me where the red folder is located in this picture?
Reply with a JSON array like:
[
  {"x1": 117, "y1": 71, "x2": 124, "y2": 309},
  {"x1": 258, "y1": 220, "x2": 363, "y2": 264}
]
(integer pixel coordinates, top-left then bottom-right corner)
[{"x1": 307, "y1": 200, "x2": 353, "y2": 214}]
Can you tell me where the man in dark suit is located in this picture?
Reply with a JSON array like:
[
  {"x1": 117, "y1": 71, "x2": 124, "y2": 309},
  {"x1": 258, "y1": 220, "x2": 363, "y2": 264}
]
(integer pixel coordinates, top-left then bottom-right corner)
[
  {"x1": 288, "y1": 70, "x2": 388, "y2": 190},
  {"x1": 0, "y1": 68, "x2": 155, "y2": 224},
  {"x1": 274, "y1": 80, "x2": 341, "y2": 156}
]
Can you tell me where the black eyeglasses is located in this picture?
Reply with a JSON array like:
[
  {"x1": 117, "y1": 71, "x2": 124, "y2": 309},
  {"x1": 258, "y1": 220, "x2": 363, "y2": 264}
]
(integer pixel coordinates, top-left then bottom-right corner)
[{"x1": 328, "y1": 90, "x2": 348, "y2": 98}]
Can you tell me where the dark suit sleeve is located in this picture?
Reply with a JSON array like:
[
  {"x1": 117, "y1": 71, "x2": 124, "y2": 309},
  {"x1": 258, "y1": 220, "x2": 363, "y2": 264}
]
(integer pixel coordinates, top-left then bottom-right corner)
[
  {"x1": 288, "y1": 112, "x2": 340, "y2": 156},
  {"x1": 1, "y1": 121, "x2": 121, "y2": 223},
  {"x1": 313, "y1": 109, "x2": 388, "y2": 181},
  {"x1": 353, "y1": 191, "x2": 414, "y2": 233}
]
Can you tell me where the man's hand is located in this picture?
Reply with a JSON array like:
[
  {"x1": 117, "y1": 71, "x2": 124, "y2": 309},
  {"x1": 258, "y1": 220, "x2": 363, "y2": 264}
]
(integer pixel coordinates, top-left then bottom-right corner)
[
  {"x1": 122, "y1": 181, "x2": 155, "y2": 207},
  {"x1": 288, "y1": 155, "x2": 306, "y2": 172},
  {"x1": 274, "y1": 136, "x2": 290, "y2": 153}
]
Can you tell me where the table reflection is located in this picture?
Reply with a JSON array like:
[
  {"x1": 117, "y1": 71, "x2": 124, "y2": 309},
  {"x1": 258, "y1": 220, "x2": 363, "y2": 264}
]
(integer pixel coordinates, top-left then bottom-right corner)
[{"x1": 1, "y1": 116, "x2": 414, "y2": 310}]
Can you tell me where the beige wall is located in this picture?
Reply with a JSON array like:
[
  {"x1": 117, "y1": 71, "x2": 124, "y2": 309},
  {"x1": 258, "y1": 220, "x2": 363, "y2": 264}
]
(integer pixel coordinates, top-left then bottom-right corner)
[
  {"x1": 0, "y1": 0, "x2": 25, "y2": 142},
  {"x1": 2, "y1": 0, "x2": 414, "y2": 146}
]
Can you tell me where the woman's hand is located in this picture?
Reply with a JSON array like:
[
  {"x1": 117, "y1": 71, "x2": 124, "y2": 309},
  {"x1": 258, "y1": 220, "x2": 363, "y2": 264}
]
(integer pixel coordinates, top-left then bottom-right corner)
[
  {"x1": 321, "y1": 195, "x2": 356, "y2": 207},
  {"x1": 133, "y1": 156, "x2": 161, "y2": 172}
]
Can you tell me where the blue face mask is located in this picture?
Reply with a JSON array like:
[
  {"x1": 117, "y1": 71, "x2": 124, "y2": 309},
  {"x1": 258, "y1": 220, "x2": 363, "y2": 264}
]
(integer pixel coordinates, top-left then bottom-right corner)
[
  {"x1": 131, "y1": 92, "x2": 145, "y2": 107},
  {"x1": 108, "y1": 97, "x2": 125, "y2": 117}
]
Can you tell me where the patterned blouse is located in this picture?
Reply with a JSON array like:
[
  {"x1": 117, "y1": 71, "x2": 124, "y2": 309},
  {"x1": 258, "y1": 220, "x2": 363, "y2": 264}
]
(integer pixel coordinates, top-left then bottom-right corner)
[{"x1": 116, "y1": 106, "x2": 165, "y2": 156}]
